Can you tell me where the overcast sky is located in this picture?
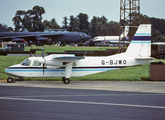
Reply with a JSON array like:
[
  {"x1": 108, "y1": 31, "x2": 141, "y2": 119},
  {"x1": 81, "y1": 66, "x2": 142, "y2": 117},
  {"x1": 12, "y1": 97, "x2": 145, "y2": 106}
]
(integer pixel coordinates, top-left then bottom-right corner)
[{"x1": 0, "y1": 0, "x2": 165, "y2": 28}]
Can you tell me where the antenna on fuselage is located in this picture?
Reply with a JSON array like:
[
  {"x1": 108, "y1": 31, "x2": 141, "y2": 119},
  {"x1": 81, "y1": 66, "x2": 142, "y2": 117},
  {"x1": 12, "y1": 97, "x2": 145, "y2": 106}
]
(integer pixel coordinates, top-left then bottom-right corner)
[{"x1": 83, "y1": 50, "x2": 87, "y2": 57}]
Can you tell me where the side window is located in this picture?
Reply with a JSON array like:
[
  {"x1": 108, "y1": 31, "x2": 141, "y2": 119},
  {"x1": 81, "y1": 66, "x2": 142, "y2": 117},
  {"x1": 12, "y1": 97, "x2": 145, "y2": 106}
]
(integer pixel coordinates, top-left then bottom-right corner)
[
  {"x1": 27, "y1": 60, "x2": 31, "y2": 66},
  {"x1": 21, "y1": 59, "x2": 31, "y2": 66},
  {"x1": 33, "y1": 60, "x2": 41, "y2": 66}
]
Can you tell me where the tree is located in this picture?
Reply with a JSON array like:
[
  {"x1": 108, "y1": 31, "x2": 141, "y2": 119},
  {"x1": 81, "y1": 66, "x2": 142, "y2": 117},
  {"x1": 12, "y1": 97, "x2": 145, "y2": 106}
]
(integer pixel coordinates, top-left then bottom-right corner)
[
  {"x1": 12, "y1": 6, "x2": 45, "y2": 31},
  {"x1": 50, "y1": 18, "x2": 60, "y2": 29},
  {"x1": 32, "y1": 6, "x2": 45, "y2": 31},
  {"x1": 98, "y1": 16, "x2": 108, "y2": 24},
  {"x1": 90, "y1": 16, "x2": 99, "y2": 37},
  {"x1": 77, "y1": 13, "x2": 90, "y2": 34},
  {"x1": 22, "y1": 10, "x2": 33, "y2": 31},
  {"x1": 62, "y1": 16, "x2": 68, "y2": 29},
  {"x1": 43, "y1": 18, "x2": 60, "y2": 30},
  {"x1": 69, "y1": 15, "x2": 80, "y2": 32},
  {"x1": 12, "y1": 10, "x2": 25, "y2": 31}
]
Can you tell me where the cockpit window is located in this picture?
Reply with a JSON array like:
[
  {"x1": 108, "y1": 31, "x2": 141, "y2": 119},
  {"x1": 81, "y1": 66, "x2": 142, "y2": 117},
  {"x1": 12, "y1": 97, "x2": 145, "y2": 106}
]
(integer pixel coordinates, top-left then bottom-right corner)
[
  {"x1": 21, "y1": 59, "x2": 31, "y2": 66},
  {"x1": 33, "y1": 60, "x2": 41, "y2": 66}
]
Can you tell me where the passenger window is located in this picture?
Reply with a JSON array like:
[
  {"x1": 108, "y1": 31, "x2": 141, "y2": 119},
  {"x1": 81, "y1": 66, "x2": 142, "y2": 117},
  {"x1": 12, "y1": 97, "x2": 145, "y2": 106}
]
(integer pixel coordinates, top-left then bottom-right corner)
[{"x1": 33, "y1": 60, "x2": 41, "y2": 66}]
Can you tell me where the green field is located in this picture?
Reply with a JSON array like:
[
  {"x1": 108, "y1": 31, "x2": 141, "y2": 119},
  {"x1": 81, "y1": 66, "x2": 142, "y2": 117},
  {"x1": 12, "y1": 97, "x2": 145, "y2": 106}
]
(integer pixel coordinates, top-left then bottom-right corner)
[
  {"x1": 24, "y1": 45, "x2": 118, "y2": 54},
  {"x1": 0, "y1": 46, "x2": 164, "y2": 81}
]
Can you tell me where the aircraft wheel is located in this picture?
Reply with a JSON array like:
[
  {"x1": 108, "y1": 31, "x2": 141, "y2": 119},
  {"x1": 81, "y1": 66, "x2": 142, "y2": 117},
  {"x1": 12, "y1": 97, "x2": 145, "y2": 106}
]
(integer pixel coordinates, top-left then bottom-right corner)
[
  {"x1": 7, "y1": 77, "x2": 13, "y2": 83},
  {"x1": 62, "y1": 77, "x2": 65, "y2": 82},
  {"x1": 62, "y1": 78, "x2": 70, "y2": 84}
]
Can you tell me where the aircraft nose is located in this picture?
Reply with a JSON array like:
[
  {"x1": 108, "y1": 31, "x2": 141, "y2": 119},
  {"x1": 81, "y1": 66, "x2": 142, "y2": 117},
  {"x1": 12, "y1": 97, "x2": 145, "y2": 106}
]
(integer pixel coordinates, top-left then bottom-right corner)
[
  {"x1": 85, "y1": 35, "x2": 91, "y2": 40},
  {"x1": 5, "y1": 67, "x2": 10, "y2": 73}
]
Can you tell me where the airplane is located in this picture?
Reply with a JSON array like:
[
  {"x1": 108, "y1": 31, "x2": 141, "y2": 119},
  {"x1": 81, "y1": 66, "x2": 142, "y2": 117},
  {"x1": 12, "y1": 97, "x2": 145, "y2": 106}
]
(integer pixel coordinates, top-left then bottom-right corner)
[
  {"x1": 0, "y1": 24, "x2": 91, "y2": 46},
  {"x1": 93, "y1": 26, "x2": 130, "y2": 46},
  {"x1": 5, "y1": 24, "x2": 154, "y2": 84}
]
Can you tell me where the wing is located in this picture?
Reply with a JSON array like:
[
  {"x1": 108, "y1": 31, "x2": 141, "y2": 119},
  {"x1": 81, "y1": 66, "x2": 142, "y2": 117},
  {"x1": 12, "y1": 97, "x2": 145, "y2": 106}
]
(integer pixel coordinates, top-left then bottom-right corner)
[
  {"x1": 0, "y1": 32, "x2": 63, "y2": 42},
  {"x1": 51, "y1": 54, "x2": 84, "y2": 78},
  {"x1": 55, "y1": 56, "x2": 85, "y2": 62}
]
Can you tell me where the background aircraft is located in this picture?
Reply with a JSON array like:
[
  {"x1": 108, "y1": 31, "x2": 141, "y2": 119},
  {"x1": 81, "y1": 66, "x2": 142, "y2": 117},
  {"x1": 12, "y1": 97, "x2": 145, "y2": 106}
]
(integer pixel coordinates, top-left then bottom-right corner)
[
  {"x1": 93, "y1": 26, "x2": 130, "y2": 46},
  {"x1": 5, "y1": 24, "x2": 154, "y2": 84},
  {"x1": 0, "y1": 24, "x2": 91, "y2": 46}
]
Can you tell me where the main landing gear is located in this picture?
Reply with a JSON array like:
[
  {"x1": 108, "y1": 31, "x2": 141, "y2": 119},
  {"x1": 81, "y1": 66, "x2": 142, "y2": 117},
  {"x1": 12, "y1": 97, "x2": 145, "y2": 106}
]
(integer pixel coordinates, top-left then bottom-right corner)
[{"x1": 62, "y1": 77, "x2": 70, "y2": 84}]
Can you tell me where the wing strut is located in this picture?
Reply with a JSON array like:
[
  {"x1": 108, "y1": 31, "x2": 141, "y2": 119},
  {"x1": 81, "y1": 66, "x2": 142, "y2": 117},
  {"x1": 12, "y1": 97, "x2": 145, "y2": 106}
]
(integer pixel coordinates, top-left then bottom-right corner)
[
  {"x1": 62, "y1": 62, "x2": 73, "y2": 84},
  {"x1": 65, "y1": 62, "x2": 72, "y2": 78}
]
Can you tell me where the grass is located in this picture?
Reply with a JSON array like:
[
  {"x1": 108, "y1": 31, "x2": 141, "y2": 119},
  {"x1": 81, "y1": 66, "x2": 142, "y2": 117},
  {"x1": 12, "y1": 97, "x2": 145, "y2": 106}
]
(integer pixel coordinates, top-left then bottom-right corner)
[{"x1": 24, "y1": 45, "x2": 118, "y2": 54}]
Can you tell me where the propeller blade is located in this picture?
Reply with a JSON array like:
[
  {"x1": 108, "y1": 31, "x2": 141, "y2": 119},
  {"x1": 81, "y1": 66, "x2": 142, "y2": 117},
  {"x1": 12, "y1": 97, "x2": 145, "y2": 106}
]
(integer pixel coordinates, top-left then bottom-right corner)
[
  {"x1": 43, "y1": 63, "x2": 45, "y2": 75},
  {"x1": 42, "y1": 47, "x2": 44, "y2": 59},
  {"x1": 42, "y1": 47, "x2": 45, "y2": 75}
]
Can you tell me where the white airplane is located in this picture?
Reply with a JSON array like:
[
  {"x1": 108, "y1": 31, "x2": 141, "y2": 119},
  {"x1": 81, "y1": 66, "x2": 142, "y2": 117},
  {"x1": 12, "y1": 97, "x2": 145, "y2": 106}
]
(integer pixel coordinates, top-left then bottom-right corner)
[
  {"x1": 93, "y1": 26, "x2": 130, "y2": 46},
  {"x1": 5, "y1": 24, "x2": 154, "y2": 84}
]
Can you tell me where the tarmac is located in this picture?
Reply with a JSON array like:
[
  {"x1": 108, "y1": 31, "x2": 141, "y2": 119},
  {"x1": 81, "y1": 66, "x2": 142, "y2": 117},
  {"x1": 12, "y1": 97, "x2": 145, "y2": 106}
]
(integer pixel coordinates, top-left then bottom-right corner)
[{"x1": 1, "y1": 80, "x2": 165, "y2": 93}]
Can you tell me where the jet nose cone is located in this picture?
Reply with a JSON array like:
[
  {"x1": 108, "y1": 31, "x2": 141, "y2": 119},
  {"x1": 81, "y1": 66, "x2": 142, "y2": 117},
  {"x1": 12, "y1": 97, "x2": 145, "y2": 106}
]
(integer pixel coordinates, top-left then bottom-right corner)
[{"x1": 86, "y1": 35, "x2": 91, "y2": 40}]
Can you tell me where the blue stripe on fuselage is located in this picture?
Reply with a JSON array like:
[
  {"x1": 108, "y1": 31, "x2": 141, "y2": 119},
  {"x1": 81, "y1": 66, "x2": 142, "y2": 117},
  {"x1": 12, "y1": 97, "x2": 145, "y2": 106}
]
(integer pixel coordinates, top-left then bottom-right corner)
[
  {"x1": 135, "y1": 33, "x2": 151, "y2": 36},
  {"x1": 5, "y1": 66, "x2": 125, "y2": 72},
  {"x1": 132, "y1": 36, "x2": 151, "y2": 41}
]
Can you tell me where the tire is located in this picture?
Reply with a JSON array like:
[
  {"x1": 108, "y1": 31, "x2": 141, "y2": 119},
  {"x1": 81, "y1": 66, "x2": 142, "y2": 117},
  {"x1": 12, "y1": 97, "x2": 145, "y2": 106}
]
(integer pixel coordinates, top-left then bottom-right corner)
[
  {"x1": 7, "y1": 77, "x2": 13, "y2": 83},
  {"x1": 62, "y1": 77, "x2": 65, "y2": 82},
  {"x1": 63, "y1": 78, "x2": 70, "y2": 84}
]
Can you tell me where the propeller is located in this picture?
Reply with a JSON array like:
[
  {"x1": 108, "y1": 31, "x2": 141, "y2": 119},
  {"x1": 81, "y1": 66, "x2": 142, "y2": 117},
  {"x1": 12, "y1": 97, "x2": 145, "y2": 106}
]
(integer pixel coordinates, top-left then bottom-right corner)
[{"x1": 42, "y1": 47, "x2": 45, "y2": 75}]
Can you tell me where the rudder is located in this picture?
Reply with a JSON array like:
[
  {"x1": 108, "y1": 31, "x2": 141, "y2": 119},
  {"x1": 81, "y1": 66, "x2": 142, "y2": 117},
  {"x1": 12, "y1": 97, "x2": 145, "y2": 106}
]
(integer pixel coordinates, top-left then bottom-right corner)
[{"x1": 126, "y1": 24, "x2": 151, "y2": 57}]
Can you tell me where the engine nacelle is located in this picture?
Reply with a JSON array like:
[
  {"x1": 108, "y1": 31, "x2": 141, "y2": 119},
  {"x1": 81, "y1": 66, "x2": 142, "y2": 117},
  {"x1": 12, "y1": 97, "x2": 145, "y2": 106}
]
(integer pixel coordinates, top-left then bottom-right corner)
[
  {"x1": 37, "y1": 37, "x2": 48, "y2": 42},
  {"x1": 46, "y1": 59, "x2": 64, "y2": 67},
  {"x1": 12, "y1": 38, "x2": 25, "y2": 43},
  {"x1": 38, "y1": 58, "x2": 64, "y2": 67}
]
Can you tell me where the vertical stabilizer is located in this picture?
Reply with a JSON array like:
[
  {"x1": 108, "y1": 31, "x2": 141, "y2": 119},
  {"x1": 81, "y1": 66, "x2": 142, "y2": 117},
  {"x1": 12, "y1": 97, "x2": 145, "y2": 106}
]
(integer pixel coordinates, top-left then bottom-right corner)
[
  {"x1": 126, "y1": 24, "x2": 151, "y2": 57},
  {"x1": 0, "y1": 24, "x2": 7, "y2": 32},
  {"x1": 120, "y1": 26, "x2": 130, "y2": 38}
]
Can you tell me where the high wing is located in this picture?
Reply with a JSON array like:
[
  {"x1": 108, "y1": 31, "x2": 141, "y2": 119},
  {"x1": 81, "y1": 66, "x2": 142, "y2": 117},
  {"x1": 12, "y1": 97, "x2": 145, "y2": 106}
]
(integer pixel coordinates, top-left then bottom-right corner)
[{"x1": 54, "y1": 56, "x2": 85, "y2": 62}]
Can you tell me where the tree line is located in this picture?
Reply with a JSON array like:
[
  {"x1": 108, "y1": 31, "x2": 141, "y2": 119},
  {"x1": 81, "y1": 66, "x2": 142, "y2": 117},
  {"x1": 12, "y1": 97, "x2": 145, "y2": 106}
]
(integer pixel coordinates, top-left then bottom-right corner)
[
  {"x1": 2, "y1": 5, "x2": 165, "y2": 41},
  {"x1": 10, "y1": 5, "x2": 119, "y2": 38}
]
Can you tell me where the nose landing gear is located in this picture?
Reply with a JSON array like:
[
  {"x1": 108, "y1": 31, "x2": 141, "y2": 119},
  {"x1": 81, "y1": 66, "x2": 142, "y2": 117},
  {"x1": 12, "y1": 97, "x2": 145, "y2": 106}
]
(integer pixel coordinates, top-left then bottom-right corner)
[
  {"x1": 7, "y1": 77, "x2": 14, "y2": 83},
  {"x1": 6, "y1": 75, "x2": 23, "y2": 83}
]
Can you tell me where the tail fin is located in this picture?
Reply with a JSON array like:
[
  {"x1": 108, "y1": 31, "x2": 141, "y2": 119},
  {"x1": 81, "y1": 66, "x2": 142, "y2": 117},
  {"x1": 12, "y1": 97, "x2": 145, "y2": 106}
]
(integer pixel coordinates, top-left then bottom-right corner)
[
  {"x1": 120, "y1": 26, "x2": 130, "y2": 38},
  {"x1": 0, "y1": 24, "x2": 7, "y2": 32},
  {"x1": 126, "y1": 24, "x2": 151, "y2": 57}
]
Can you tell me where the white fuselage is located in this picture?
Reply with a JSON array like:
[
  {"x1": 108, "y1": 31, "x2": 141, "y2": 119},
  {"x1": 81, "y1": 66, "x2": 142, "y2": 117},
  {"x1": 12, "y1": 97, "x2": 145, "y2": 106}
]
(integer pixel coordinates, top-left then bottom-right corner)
[{"x1": 5, "y1": 53, "x2": 153, "y2": 78}]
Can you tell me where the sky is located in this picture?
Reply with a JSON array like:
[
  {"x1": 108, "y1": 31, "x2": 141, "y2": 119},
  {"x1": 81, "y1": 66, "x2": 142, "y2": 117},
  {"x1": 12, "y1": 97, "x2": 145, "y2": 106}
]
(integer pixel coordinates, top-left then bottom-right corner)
[{"x1": 0, "y1": 0, "x2": 165, "y2": 28}]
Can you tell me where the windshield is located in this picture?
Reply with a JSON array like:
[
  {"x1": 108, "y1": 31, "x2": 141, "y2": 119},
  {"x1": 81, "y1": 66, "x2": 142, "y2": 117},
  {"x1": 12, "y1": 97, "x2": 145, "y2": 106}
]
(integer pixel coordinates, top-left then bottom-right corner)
[{"x1": 21, "y1": 59, "x2": 31, "y2": 66}]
